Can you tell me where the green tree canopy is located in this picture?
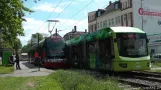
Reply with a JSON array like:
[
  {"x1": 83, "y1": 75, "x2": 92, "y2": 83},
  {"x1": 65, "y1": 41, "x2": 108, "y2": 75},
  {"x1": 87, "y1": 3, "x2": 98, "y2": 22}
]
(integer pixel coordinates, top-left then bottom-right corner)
[
  {"x1": 21, "y1": 33, "x2": 44, "y2": 53},
  {"x1": 0, "y1": 0, "x2": 34, "y2": 49}
]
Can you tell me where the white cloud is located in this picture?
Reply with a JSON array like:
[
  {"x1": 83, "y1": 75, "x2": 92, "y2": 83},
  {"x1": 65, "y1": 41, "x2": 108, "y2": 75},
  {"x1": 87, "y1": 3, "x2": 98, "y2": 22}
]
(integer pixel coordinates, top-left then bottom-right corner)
[
  {"x1": 20, "y1": 17, "x2": 88, "y2": 46},
  {"x1": 33, "y1": 3, "x2": 63, "y2": 13},
  {"x1": 20, "y1": 17, "x2": 50, "y2": 46}
]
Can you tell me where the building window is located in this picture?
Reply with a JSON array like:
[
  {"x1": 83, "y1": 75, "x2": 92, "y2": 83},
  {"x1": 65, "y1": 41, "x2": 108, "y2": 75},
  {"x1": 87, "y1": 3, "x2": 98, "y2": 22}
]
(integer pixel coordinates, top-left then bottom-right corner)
[
  {"x1": 93, "y1": 25, "x2": 95, "y2": 31},
  {"x1": 112, "y1": 18, "x2": 114, "y2": 25},
  {"x1": 118, "y1": 16, "x2": 120, "y2": 23},
  {"x1": 125, "y1": 1, "x2": 127, "y2": 8},
  {"x1": 128, "y1": 0, "x2": 131, "y2": 7},
  {"x1": 128, "y1": 13, "x2": 131, "y2": 20},
  {"x1": 124, "y1": 15, "x2": 126, "y2": 21},
  {"x1": 103, "y1": 21, "x2": 107, "y2": 28},
  {"x1": 70, "y1": 35, "x2": 72, "y2": 39},
  {"x1": 100, "y1": 22, "x2": 102, "y2": 29},
  {"x1": 128, "y1": 0, "x2": 130, "y2": 7},
  {"x1": 115, "y1": 17, "x2": 117, "y2": 24},
  {"x1": 122, "y1": 2, "x2": 124, "y2": 9},
  {"x1": 97, "y1": 23, "x2": 99, "y2": 29},
  {"x1": 115, "y1": 3, "x2": 118, "y2": 9},
  {"x1": 105, "y1": 20, "x2": 107, "y2": 27},
  {"x1": 109, "y1": 19, "x2": 111, "y2": 26}
]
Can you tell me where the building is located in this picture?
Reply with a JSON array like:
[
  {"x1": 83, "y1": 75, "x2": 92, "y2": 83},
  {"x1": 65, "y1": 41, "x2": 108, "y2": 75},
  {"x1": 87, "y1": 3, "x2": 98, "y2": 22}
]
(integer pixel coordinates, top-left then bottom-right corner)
[
  {"x1": 148, "y1": 34, "x2": 161, "y2": 55},
  {"x1": 88, "y1": 0, "x2": 161, "y2": 55},
  {"x1": 63, "y1": 26, "x2": 85, "y2": 41},
  {"x1": 88, "y1": 9, "x2": 105, "y2": 33}
]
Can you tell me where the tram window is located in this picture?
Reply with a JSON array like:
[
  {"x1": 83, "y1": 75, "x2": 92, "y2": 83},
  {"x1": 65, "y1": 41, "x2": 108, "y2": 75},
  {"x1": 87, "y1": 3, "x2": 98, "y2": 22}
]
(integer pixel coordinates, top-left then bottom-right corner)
[{"x1": 116, "y1": 33, "x2": 148, "y2": 57}]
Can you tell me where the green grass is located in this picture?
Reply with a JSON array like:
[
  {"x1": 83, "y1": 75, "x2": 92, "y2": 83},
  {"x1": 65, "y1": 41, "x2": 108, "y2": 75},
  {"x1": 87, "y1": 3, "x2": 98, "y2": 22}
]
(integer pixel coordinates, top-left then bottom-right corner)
[
  {"x1": 145, "y1": 62, "x2": 161, "y2": 72},
  {"x1": 0, "y1": 70, "x2": 121, "y2": 90},
  {"x1": 0, "y1": 61, "x2": 14, "y2": 74},
  {"x1": 151, "y1": 62, "x2": 161, "y2": 67}
]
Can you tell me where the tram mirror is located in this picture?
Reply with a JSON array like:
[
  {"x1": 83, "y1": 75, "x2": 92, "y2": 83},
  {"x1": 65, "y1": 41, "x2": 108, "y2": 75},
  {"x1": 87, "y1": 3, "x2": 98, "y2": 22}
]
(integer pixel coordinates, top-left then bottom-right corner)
[{"x1": 114, "y1": 38, "x2": 117, "y2": 42}]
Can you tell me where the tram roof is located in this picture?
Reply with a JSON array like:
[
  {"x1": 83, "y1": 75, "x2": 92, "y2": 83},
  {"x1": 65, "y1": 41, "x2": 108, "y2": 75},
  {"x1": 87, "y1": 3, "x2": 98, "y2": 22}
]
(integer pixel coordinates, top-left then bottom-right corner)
[
  {"x1": 66, "y1": 27, "x2": 146, "y2": 46},
  {"x1": 110, "y1": 27, "x2": 145, "y2": 33}
]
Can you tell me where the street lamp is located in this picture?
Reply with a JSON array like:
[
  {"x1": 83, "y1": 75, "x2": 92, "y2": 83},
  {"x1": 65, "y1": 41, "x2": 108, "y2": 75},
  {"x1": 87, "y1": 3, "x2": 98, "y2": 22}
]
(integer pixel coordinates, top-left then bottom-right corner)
[{"x1": 47, "y1": 20, "x2": 59, "y2": 35}]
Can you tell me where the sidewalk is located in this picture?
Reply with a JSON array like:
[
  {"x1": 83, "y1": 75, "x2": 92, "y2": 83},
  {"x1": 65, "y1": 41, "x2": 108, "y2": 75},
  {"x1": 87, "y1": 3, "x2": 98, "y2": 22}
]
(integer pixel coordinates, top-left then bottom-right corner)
[{"x1": 0, "y1": 61, "x2": 55, "y2": 77}]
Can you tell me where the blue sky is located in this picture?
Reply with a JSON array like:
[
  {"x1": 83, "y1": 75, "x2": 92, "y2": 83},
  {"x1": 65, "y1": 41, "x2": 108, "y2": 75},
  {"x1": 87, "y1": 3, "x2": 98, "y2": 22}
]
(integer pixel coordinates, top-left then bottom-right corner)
[{"x1": 20, "y1": 0, "x2": 116, "y2": 46}]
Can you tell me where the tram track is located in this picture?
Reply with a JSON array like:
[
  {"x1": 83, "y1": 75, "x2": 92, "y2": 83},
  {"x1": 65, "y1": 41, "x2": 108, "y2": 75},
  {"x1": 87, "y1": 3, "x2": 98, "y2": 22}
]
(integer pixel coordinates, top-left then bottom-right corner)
[
  {"x1": 84, "y1": 70, "x2": 161, "y2": 90},
  {"x1": 116, "y1": 71, "x2": 161, "y2": 90}
]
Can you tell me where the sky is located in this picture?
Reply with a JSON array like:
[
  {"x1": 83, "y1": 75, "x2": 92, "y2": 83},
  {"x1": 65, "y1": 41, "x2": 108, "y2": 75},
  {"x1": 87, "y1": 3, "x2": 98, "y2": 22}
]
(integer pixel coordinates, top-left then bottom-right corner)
[{"x1": 20, "y1": 0, "x2": 116, "y2": 46}]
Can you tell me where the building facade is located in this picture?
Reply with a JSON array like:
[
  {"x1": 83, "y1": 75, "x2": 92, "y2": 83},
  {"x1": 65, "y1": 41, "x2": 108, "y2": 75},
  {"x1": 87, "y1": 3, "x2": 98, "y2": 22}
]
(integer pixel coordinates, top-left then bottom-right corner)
[
  {"x1": 88, "y1": 9, "x2": 105, "y2": 33},
  {"x1": 63, "y1": 26, "x2": 85, "y2": 41},
  {"x1": 88, "y1": 0, "x2": 161, "y2": 55}
]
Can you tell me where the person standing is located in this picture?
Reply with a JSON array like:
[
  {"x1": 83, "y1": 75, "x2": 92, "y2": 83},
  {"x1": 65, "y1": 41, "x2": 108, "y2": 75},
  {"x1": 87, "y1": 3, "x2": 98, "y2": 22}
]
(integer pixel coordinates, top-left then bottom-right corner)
[
  {"x1": 15, "y1": 54, "x2": 21, "y2": 70},
  {"x1": 34, "y1": 52, "x2": 39, "y2": 65}
]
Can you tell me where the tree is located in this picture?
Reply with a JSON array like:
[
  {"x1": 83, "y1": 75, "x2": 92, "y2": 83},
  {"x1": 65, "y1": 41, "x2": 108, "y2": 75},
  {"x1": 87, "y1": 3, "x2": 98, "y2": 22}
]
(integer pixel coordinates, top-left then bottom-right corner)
[
  {"x1": 32, "y1": 33, "x2": 44, "y2": 41},
  {"x1": 21, "y1": 33, "x2": 44, "y2": 53},
  {"x1": 13, "y1": 38, "x2": 22, "y2": 54},
  {"x1": 22, "y1": 0, "x2": 41, "y2": 3},
  {"x1": 0, "y1": 0, "x2": 34, "y2": 48},
  {"x1": 21, "y1": 45, "x2": 29, "y2": 53}
]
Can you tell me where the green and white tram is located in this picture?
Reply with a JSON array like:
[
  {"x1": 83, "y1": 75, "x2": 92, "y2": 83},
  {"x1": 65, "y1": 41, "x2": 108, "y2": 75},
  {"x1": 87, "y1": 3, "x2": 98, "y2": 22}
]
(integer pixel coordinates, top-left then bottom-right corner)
[{"x1": 65, "y1": 27, "x2": 150, "y2": 71}]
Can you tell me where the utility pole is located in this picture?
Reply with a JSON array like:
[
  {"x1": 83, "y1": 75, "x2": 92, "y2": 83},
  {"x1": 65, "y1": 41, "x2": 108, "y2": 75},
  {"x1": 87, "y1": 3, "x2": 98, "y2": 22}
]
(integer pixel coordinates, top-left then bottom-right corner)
[
  {"x1": 37, "y1": 33, "x2": 40, "y2": 71},
  {"x1": 141, "y1": 0, "x2": 144, "y2": 31},
  {"x1": 83, "y1": 29, "x2": 87, "y2": 69},
  {"x1": 30, "y1": 35, "x2": 32, "y2": 63}
]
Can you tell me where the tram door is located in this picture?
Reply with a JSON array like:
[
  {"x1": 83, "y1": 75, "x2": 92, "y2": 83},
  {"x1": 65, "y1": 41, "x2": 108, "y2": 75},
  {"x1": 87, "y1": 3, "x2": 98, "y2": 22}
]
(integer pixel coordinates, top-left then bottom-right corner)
[{"x1": 99, "y1": 37, "x2": 113, "y2": 70}]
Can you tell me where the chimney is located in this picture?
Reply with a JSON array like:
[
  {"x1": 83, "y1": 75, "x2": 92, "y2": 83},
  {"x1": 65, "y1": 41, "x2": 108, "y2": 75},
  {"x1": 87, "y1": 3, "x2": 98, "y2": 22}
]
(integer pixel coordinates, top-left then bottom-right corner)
[
  {"x1": 74, "y1": 26, "x2": 77, "y2": 32},
  {"x1": 109, "y1": 1, "x2": 112, "y2": 5}
]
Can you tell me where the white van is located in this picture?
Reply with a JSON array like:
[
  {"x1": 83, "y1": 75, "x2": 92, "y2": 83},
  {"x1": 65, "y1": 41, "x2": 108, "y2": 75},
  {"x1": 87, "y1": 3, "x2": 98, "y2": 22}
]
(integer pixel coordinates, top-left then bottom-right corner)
[{"x1": 151, "y1": 54, "x2": 161, "y2": 62}]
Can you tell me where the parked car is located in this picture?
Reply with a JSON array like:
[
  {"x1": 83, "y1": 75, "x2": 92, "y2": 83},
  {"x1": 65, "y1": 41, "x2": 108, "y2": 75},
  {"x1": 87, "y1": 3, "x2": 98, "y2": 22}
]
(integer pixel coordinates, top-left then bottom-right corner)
[{"x1": 151, "y1": 54, "x2": 161, "y2": 63}]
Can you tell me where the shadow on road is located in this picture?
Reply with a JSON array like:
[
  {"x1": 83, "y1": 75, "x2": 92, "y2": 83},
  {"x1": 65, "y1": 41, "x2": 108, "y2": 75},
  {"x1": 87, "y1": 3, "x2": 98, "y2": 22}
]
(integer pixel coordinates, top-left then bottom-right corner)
[{"x1": 21, "y1": 62, "x2": 38, "y2": 69}]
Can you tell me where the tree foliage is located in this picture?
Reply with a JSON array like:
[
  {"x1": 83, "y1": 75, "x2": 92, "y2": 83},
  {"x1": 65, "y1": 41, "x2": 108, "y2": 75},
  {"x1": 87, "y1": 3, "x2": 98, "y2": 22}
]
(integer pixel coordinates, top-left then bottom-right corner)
[
  {"x1": 0, "y1": 0, "x2": 34, "y2": 49},
  {"x1": 21, "y1": 33, "x2": 44, "y2": 53},
  {"x1": 13, "y1": 38, "x2": 22, "y2": 53},
  {"x1": 22, "y1": 0, "x2": 41, "y2": 3}
]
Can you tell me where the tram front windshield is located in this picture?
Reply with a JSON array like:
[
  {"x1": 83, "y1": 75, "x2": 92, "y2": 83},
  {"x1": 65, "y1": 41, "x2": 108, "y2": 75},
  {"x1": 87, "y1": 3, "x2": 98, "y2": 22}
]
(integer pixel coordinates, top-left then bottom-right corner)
[
  {"x1": 46, "y1": 36, "x2": 65, "y2": 58},
  {"x1": 116, "y1": 33, "x2": 148, "y2": 58}
]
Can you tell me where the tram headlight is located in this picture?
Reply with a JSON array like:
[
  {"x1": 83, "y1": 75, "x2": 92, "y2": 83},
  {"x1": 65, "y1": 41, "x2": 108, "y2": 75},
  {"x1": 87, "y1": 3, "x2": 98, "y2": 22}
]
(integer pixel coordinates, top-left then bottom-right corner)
[{"x1": 119, "y1": 63, "x2": 127, "y2": 68}]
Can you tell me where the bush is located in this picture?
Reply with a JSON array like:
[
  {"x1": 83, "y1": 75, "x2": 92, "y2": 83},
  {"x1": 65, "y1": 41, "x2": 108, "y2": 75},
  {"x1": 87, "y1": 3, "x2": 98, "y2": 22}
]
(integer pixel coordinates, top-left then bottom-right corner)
[{"x1": 49, "y1": 70, "x2": 121, "y2": 90}]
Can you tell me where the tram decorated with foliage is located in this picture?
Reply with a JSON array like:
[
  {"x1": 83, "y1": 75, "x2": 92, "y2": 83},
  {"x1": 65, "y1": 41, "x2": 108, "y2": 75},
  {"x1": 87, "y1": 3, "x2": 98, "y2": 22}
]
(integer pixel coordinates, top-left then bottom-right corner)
[
  {"x1": 28, "y1": 33, "x2": 67, "y2": 68},
  {"x1": 65, "y1": 27, "x2": 150, "y2": 71}
]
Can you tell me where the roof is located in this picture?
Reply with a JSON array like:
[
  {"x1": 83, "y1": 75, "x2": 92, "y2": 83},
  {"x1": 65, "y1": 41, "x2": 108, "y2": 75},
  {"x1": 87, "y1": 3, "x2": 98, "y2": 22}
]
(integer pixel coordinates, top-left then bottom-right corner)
[
  {"x1": 110, "y1": 27, "x2": 145, "y2": 33},
  {"x1": 64, "y1": 31, "x2": 85, "y2": 36}
]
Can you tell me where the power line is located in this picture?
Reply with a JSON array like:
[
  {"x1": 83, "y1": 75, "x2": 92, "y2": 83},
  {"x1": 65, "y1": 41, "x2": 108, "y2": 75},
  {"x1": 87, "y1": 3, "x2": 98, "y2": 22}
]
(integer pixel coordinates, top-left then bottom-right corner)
[
  {"x1": 60, "y1": 16, "x2": 87, "y2": 31},
  {"x1": 54, "y1": 0, "x2": 75, "y2": 19},
  {"x1": 58, "y1": 0, "x2": 94, "y2": 27},
  {"x1": 36, "y1": 0, "x2": 63, "y2": 31},
  {"x1": 58, "y1": 1, "x2": 108, "y2": 32}
]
